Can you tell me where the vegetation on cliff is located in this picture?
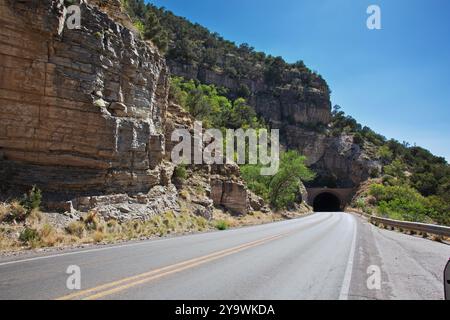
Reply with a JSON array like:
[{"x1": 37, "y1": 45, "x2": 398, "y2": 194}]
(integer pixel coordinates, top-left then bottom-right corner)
[
  {"x1": 170, "y1": 77, "x2": 314, "y2": 210},
  {"x1": 123, "y1": 0, "x2": 449, "y2": 224},
  {"x1": 122, "y1": 0, "x2": 329, "y2": 94},
  {"x1": 333, "y1": 106, "x2": 450, "y2": 225},
  {"x1": 169, "y1": 77, "x2": 264, "y2": 129}
]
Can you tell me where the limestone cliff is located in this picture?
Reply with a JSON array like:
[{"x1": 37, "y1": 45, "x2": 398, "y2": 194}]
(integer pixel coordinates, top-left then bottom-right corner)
[
  {"x1": 0, "y1": 0, "x2": 168, "y2": 197},
  {"x1": 0, "y1": 0, "x2": 266, "y2": 219},
  {"x1": 168, "y1": 61, "x2": 332, "y2": 127},
  {"x1": 283, "y1": 126, "x2": 381, "y2": 188},
  {"x1": 0, "y1": 0, "x2": 374, "y2": 218},
  {"x1": 153, "y1": 4, "x2": 377, "y2": 188},
  {"x1": 168, "y1": 60, "x2": 378, "y2": 188}
]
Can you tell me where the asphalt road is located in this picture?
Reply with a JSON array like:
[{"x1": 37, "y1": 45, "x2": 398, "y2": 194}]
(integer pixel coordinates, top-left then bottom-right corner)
[{"x1": 0, "y1": 212, "x2": 448, "y2": 300}]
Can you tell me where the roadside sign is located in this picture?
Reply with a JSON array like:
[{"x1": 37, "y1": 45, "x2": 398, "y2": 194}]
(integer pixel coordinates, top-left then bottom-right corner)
[{"x1": 445, "y1": 259, "x2": 450, "y2": 300}]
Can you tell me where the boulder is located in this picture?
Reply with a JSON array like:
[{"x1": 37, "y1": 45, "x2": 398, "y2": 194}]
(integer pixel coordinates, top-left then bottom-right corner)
[
  {"x1": 211, "y1": 179, "x2": 249, "y2": 215},
  {"x1": 108, "y1": 102, "x2": 128, "y2": 117},
  {"x1": 248, "y1": 191, "x2": 265, "y2": 211}
]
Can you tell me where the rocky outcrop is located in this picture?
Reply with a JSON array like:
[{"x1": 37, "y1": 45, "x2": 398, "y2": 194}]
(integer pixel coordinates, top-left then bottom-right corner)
[
  {"x1": 168, "y1": 61, "x2": 331, "y2": 127},
  {"x1": 210, "y1": 178, "x2": 249, "y2": 215},
  {"x1": 165, "y1": 102, "x2": 265, "y2": 216},
  {"x1": 283, "y1": 126, "x2": 381, "y2": 187},
  {"x1": 0, "y1": 0, "x2": 169, "y2": 197},
  {"x1": 72, "y1": 185, "x2": 180, "y2": 221},
  {"x1": 168, "y1": 61, "x2": 375, "y2": 188},
  {"x1": 2, "y1": 0, "x2": 376, "y2": 222}
]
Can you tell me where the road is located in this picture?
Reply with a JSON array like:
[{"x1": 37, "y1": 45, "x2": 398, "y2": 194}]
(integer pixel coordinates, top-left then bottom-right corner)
[{"x1": 0, "y1": 212, "x2": 448, "y2": 300}]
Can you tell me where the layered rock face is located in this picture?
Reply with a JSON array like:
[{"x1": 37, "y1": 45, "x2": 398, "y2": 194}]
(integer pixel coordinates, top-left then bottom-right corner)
[
  {"x1": 0, "y1": 0, "x2": 270, "y2": 218},
  {"x1": 168, "y1": 61, "x2": 377, "y2": 188},
  {"x1": 210, "y1": 179, "x2": 249, "y2": 215},
  {"x1": 168, "y1": 61, "x2": 332, "y2": 127},
  {"x1": 165, "y1": 102, "x2": 266, "y2": 215},
  {"x1": 0, "y1": 0, "x2": 374, "y2": 219},
  {"x1": 283, "y1": 126, "x2": 380, "y2": 188},
  {"x1": 0, "y1": 0, "x2": 168, "y2": 197}
]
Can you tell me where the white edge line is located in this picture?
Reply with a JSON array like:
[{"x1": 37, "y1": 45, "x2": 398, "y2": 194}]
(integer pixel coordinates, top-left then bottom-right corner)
[
  {"x1": 0, "y1": 237, "x2": 177, "y2": 267},
  {"x1": 0, "y1": 214, "x2": 321, "y2": 267},
  {"x1": 339, "y1": 214, "x2": 357, "y2": 300}
]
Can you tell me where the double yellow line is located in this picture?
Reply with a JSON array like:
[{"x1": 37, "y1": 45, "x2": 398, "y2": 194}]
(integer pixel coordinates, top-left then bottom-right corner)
[{"x1": 56, "y1": 232, "x2": 288, "y2": 300}]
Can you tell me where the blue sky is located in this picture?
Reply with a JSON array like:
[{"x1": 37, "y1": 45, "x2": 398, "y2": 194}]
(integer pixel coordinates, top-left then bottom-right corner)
[{"x1": 150, "y1": 0, "x2": 450, "y2": 161}]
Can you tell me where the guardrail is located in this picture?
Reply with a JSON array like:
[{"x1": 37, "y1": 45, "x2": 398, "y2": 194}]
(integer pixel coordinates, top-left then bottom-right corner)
[{"x1": 369, "y1": 216, "x2": 450, "y2": 238}]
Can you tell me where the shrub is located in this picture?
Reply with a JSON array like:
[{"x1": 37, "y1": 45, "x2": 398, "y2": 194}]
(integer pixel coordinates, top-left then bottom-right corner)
[
  {"x1": 66, "y1": 221, "x2": 86, "y2": 238},
  {"x1": 369, "y1": 167, "x2": 380, "y2": 178},
  {"x1": 377, "y1": 145, "x2": 393, "y2": 162},
  {"x1": 92, "y1": 231, "x2": 104, "y2": 243},
  {"x1": 83, "y1": 211, "x2": 99, "y2": 231},
  {"x1": 381, "y1": 174, "x2": 399, "y2": 186},
  {"x1": 194, "y1": 216, "x2": 209, "y2": 231},
  {"x1": 241, "y1": 150, "x2": 315, "y2": 210},
  {"x1": 353, "y1": 132, "x2": 364, "y2": 146},
  {"x1": 173, "y1": 165, "x2": 188, "y2": 181},
  {"x1": 19, "y1": 228, "x2": 39, "y2": 244},
  {"x1": 215, "y1": 220, "x2": 229, "y2": 230},
  {"x1": 38, "y1": 224, "x2": 58, "y2": 247},
  {"x1": 162, "y1": 211, "x2": 177, "y2": 231},
  {"x1": 355, "y1": 198, "x2": 366, "y2": 211},
  {"x1": 369, "y1": 183, "x2": 437, "y2": 223},
  {"x1": 133, "y1": 20, "x2": 145, "y2": 34},
  {"x1": 21, "y1": 186, "x2": 42, "y2": 212},
  {"x1": 39, "y1": 223, "x2": 54, "y2": 238},
  {"x1": 383, "y1": 159, "x2": 407, "y2": 182},
  {"x1": 106, "y1": 219, "x2": 121, "y2": 234}
]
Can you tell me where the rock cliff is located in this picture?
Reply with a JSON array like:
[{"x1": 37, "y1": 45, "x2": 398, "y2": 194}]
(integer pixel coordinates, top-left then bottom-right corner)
[
  {"x1": 0, "y1": 0, "x2": 374, "y2": 220},
  {"x1": 154, "y1": 5, "x2": 376, "y2": 188},
  {"x1": 282, "y1": 126, "x2": 380, "y2": 188},
  {"x1": 168, "y1": 61, "x2": 332, "y2": 127},
  {"x1": 0, "y1": 0, "x2": 168, "y2": 197},
  {"x1": 168, "y1": 59, "x2": 378, "y2": 188},
  {"x1": 0, "y1": 0, "x2": 266, "y2": 218}
]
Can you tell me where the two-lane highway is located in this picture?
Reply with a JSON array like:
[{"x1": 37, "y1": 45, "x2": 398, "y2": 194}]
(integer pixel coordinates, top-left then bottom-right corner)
[{"x1": 0, "y1": 212, "x2": 448, "y2": 300}]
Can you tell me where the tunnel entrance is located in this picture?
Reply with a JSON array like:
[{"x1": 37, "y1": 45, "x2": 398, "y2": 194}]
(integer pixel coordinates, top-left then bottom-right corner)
[{"x1": 313, "y1": 192, "x2": 341, "y2": 212}]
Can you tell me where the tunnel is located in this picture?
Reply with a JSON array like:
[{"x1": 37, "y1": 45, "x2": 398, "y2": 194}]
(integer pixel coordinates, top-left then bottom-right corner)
[{"x1": 313, "y1": 192, "x2": 342, "y2": 212}]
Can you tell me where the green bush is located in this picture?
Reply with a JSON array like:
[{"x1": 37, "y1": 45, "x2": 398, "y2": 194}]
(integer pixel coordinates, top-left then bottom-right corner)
[
  {"x1": 173, "y1": 165, "x2": 188, "y2": 181},
  {"x1": 215, "y1": 220, "x2": 229, "y2": 231},
  {"x1": 170, "y1": 77, "x2": 264, "y2": 130},
  {"x1": 355, "y1": 198, "x2": 366, "y2": 211},
  {"x1": 353, "y1": 133, "x2": 364, "y2": 146},
  {"x1": 241, "y1": 150, "x2": 315, "y2": 210},
  {"x1": 19, "y1": 228, "x2": 39, "y2": 243},
  {"x1": 21, "y1": 185, "x2": 42, "y2": 212},
  {"x1": 368, "y1": 183, "x2": 448, "y2": 224},
  {"x1": 377, "y1": 145, "x2": 393, "y2": 162}
]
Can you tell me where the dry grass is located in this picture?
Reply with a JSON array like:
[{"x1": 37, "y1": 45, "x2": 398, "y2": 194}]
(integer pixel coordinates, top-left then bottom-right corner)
[
  {"x1": 0, "y1": 203, "x2": 8, "y2": 223},
  {"x1": 66, "y1": 221, "x2": 86, "y2": 238},
  {"x1": 0, "y1": 224, "x2": 22, "y2": 251},
  {"x1": 211, "y1": 209, "x2": 284, "y2": 229},
  {"x1": 0, "y1": 200, "x2": 286, "y2": 252},
  {"x1": 92, "y1": 231, "x2": 104, "y2": 243},
  {"x1": 0, "y1": 201, "x2": 28, "y2": 222},
  {"x1": 179, "y1": 190, "x2": 190, "y2": 201}
]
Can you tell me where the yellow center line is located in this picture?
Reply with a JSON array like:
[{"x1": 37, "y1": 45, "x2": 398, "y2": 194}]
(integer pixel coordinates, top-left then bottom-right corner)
[
  {"x1": 83, "y1": 234, "x2": 285, "y2": 300},
  {"x1": 56, "y1": 232, "x2": 290, "y2": 300}
]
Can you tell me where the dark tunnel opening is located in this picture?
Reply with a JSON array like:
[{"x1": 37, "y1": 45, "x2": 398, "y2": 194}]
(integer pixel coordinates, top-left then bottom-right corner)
[{"x1": 313, "y1": 192, "x2": 341, "y2": 212}]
